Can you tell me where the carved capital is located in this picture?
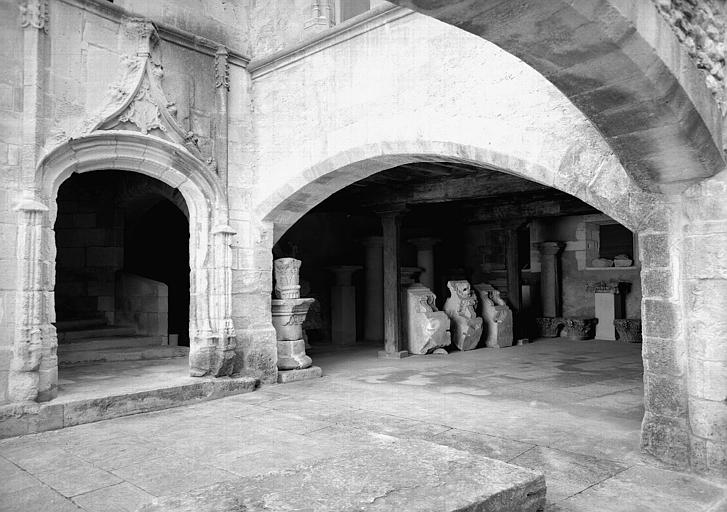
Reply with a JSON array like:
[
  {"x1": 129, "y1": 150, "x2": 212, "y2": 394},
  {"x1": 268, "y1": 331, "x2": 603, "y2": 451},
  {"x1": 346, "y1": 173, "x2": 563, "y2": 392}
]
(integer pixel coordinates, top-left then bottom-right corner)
[
  {"x1": 19, "y1": 0, "x2": 48, "y2": 32},
  {"x1": 215, "y1": 46, "x2": 230, "y2": 90}
]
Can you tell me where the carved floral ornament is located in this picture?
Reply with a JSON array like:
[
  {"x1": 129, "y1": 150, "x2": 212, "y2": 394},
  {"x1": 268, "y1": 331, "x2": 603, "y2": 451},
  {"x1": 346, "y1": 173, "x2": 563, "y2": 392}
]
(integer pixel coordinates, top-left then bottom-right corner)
[
  {"x1": 19, "y1": 0, "x2": 48, "y2": 32},
  {"x1": 215, "y1": 47, "x2": 230, "y2": 90},
  {"x1": 43, "y1": 19, "x2": 215, "y2": 173}
]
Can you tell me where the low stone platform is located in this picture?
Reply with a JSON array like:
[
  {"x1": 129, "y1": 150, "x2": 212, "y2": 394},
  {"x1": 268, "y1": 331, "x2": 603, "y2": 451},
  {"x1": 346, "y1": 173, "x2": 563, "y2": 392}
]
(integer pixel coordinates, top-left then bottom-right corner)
[
  {"x1": 139, "y1": 437, "x2": 546, "y2": 512},
  {"x1": 0, "y1": 359, "x2": 259, "y2": 438}
]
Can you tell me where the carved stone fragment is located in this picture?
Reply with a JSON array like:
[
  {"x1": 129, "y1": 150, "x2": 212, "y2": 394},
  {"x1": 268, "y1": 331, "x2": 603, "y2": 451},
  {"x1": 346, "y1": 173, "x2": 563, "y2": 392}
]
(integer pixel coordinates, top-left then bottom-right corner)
[
  {"x1": 614, "y1": 318, "x2": 642, "y2": 343},
  {"x1": 443, "y1": 280, "x2": 483, "y2": 351},
  {"x1": 271, "y1": 258, "x2": 315, "y2": 371},
  {"x1": 405, "y1": 284, "x2": 451, "y2": 355},
  {"x1": 474, "y1": 283, "x2": 513, "y2": 348}
]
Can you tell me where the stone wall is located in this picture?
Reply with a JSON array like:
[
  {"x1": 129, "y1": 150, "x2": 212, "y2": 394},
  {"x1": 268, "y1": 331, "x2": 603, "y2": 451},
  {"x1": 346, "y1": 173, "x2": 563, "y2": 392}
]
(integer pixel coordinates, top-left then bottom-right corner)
[
  {"x1": 653, "y1": 0, "x2": 726, "y2": 109},
  {"x1": 0, "y1": 0, "x2": 25, "y2": 405},
  {"x1": 54, "y1": 173, "x2": 124, "y2": 326},
  {"x1": 47, "y1": 1, "x2": 218, "y2": 163}
]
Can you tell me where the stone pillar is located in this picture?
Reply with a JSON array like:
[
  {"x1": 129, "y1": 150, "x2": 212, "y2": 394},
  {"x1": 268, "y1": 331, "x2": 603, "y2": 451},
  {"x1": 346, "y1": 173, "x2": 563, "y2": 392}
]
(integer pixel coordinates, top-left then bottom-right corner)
[
  {"x1": 329, "y1": 265, "x2": 362, "y2": 345},
  {"x1": 679, "y1": 170, "x2": 727, "y2": 475},
  {"x1": 362, "y1": 236, "x2": 384, "y2": 343},
  {"x1": 538, "y1": 242, "x2": 565, "y2": 317},
  {"x1": 378, "y1": 207, "x2": 408, "y2": 359},
  {"x1": 588, "y1": 281, "x2": 629, "y2": 340},
  {"x1": 408, "y1": 237, "x2": 440, "y2": 290}
]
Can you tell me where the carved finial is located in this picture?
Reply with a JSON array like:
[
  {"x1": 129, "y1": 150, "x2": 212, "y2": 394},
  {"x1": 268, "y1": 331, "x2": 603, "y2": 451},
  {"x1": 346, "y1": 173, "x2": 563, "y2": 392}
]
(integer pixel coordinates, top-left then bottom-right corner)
[
  {"x1": 19, "y1": 0, "x2": 48, "y2": 32},
  {"x1": 123, "y1": 18, "x2": 158, "y2": 56},
  {"x1": 215, "y1": 46, "x2": 230, "y2": 90}
]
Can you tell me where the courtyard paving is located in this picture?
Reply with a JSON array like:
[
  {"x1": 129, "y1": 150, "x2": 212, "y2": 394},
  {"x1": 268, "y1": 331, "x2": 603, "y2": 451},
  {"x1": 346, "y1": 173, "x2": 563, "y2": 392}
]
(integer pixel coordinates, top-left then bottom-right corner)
[{"x1": 1, "y1": 339, "x2": 726, "y2": 511}]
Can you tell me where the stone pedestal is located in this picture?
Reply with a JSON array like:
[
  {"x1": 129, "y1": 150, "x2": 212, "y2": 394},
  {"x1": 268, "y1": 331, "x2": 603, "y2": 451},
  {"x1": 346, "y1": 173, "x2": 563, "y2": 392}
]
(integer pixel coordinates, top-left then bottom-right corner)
[
  {"x1": 443, "y1": 280, "x2": 483, "y2": 351},
  {"x1": 362, "y1": 236, "x2": 384, "y2": 343},
  {"x1": 405, "y1": 284, "x2": 450, "y2": 354},
  {"x1": 587, "y1": 281, "x2": 630, "y2": 341},
  {"x1": 474, "y1": 283, "x2": 513, "y2": 348},
  {"x1": 614, "y1": 318, "x2": 642, "y2": 343},
  {"x1": 408, "y1": 237, "x2": 440, "y2": 290},
  {"x1": 271, "y1": 258, "x2": 320, "y2": 381},
  {"x1": 329, "y1": 265, "x2": 361, "y2": 345},
  {"x1": 538, "y1": 242, "x2": 565, "y2": 318}
]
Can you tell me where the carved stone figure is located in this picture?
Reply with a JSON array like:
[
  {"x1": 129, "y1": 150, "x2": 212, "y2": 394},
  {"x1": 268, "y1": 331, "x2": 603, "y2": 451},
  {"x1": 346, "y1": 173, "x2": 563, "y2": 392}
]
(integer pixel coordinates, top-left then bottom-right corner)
[
  {"x1": 405, "y1": 284, "x2": 451, "y2": 355},
  {"x1": 271, "y1": 258, "x2": 315, "y2": 371},
  {"x1": 443, "y1": 280, "x2": 483, "y2": 351},
  {"x1": 474, "y1": 283, "x2": 513, "y2": 348}
]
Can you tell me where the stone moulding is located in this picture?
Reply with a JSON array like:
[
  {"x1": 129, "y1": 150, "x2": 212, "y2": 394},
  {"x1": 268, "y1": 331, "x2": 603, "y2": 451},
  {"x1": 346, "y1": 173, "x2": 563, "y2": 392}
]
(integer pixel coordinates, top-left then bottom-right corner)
[{"x1": 55, "y1": 0, "x2": 249, "y2": 66}]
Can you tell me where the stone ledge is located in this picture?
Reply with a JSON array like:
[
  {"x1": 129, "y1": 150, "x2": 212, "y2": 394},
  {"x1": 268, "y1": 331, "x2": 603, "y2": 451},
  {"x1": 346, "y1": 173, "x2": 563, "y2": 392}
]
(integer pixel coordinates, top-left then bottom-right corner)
[
  {"x1": 139, "y1": 438, "x2": 547, "y2": 511},
  {"x1": 0, "y1": 375, "x2": 259, "y2": 439},
  {"x1": 277, "y1": 366, "x2": 323, "y2": 384}
]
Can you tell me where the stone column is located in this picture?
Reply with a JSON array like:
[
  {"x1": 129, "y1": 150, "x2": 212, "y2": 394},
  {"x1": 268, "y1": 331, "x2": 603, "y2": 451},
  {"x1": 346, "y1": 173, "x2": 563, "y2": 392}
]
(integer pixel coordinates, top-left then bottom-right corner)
[
  {"x1": 361, "y1": 236, "x2": 384, "y2": 343},
  {"x1": 377, "y1": 207, "x2": 408, "y2": 359},
  {"x1": 538, "y1": 242, "x2": 565, "y2": 317},
  {"x1": 329, "y1": 265, "x2": 362, "y2": 345},
  {"x1": 408, "y1": 237, "x2": 440, "y2": 290}
]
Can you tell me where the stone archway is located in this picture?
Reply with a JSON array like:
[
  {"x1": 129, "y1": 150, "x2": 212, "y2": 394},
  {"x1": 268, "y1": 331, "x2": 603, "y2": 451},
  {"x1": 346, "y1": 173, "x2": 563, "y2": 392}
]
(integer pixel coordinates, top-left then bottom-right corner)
[
  {"x1": 253, "y1": 137, "x2": 698, "y2": 470},
  {"x1": 257, "y1": 140, "x2": 666, "y2": 239},
  {"x1": 9, "y1": 131, "x2": 237, "y2": 404}
]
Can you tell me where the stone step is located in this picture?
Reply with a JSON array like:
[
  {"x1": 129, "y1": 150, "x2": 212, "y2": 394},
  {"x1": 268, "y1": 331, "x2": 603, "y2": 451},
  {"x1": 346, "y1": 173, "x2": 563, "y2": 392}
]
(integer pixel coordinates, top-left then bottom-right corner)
[
  {"x1": 59, "y1": 325, "x2": 137, "y2": 342},
  {"x1": 59, "y1": 335, "x2": 165, "y2": 352},
  {"x1": 55, "y1": 317, "x2": 108, "y2": 332},
  {"x1": 59, "y1": 345, "x2": 189, "y2": 365},
  {"x1": 0, "y1": 371, "x2": 260, "y2": 438}
]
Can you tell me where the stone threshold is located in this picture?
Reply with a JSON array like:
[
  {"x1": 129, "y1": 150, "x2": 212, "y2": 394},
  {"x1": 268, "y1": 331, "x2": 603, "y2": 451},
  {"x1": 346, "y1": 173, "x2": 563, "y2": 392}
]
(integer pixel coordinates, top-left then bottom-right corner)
[{"x1": 0, "y1": 375, "x2": 259, "y2": 439}]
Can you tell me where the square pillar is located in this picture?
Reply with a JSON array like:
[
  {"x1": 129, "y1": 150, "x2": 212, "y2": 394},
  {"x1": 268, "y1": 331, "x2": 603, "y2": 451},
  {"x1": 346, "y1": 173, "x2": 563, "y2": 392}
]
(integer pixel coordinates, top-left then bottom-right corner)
[
  {"x1": 329, "y1": 265, "x2": 362, "y2": 345},
  {"x1": 377, "y1": 206, "x2": 408, "y2": 359}
]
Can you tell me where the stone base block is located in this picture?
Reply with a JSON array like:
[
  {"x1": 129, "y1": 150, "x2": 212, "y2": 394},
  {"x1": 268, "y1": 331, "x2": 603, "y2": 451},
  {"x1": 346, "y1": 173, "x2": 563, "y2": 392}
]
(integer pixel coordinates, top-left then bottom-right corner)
[
  {"x1": 277, "y1": 339, "x2": 312, "y2": 370},
  {"x1": 277, "y1": 366, "x2": 323, "y2": 384},
  {"x1": 378, "y1": 350, "x2": 409, "y2": 359},
  {"x1": 140, "y1": 437, "x2": 546, "y2": 512}
]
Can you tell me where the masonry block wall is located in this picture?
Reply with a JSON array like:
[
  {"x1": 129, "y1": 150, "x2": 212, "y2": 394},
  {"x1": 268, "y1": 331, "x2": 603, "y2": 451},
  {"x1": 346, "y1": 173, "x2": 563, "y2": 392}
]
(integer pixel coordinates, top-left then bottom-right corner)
[
  {"x1": 0, "y1": 0, "x2": 26, "y2": 405},
  {"x1": 54, "y1": 174, "x2": 124, "y2": 326}
]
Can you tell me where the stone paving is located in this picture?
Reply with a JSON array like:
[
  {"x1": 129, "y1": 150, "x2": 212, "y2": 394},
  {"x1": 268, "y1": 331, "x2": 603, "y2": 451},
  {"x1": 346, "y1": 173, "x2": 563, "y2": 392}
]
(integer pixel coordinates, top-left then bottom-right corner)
[{"x1": 1, "y1": 339, "x2": 726, "y2": 511}]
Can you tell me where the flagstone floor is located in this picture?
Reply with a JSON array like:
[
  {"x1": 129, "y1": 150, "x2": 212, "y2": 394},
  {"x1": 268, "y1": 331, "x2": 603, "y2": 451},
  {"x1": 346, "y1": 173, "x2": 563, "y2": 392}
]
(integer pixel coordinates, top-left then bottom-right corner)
[{"x1": 1, "y1": 339, "x2": 725, "y2": 511}]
